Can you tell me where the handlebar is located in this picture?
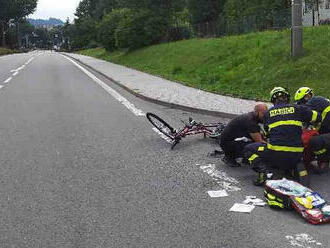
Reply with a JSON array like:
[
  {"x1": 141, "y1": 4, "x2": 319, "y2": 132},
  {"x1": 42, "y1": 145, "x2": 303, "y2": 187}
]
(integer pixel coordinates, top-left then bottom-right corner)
[{"x1": 181, "y1": 117, "x2": 199, "y2": 127}]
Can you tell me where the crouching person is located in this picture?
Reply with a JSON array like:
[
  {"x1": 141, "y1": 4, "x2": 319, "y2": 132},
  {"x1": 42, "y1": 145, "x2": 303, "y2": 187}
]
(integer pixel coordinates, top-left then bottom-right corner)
[
  {"x1": 244, "y1": 142, "x2": 309, "y2": 186},
  {"x1": 244, "y1": 87, "x2": 321, "y2": 186},
  {"x1": 219, "y1": 103, "x2": 268, "y2": 167},
  {"x1": 295, "y1": 86, "x2": 330, "y2": 172}
]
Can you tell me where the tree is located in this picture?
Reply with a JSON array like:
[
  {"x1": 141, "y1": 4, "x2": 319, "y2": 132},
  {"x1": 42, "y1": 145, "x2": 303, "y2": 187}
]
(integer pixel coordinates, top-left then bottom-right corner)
[
  {"x1": 188, "y1": 0, "x2": 226, "y2": 37},
  {"x1": 74, "y1": 0, "x2": 96, "y2": 19},
  {"x1": 97, "y1": 9, "x2": 123, "y2": 51},
  {"x1": 224, "y1": 0, "x2": 292, "y2": 34},
  {"x1": 114, "y1": 8, "x2": 158, "y2": 50},
  {"x1": 93, "y1": 0, "x2": 118, "y2": 20},
  {"x1": 6, "y1": 19, "x2": 35, "y2": 48},
  {"x1": 0, "y1": 0, "x2": 37, "y2": 46},
  {"x1": 34, "y1": 28, "x2": 50, "y2": 48}
]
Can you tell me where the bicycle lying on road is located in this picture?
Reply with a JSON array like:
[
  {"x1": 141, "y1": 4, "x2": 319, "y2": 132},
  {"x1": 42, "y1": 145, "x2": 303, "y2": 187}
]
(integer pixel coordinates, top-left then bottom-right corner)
[{"x1": 146, "y1": 112, "x2": 226, "y2": 149}]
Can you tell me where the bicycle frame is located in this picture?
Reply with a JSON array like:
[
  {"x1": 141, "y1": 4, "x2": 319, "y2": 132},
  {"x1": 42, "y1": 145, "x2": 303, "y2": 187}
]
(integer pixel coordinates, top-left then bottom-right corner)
[
  {"x1": 176, "y1": 123, "x2": 219, "y2": 138},
  {"x1": 146, "y1": 112, "x2": 225, "y2": 150},
  {"x1": 171, "y1": 122, "x2": 223, "y2": 149}
]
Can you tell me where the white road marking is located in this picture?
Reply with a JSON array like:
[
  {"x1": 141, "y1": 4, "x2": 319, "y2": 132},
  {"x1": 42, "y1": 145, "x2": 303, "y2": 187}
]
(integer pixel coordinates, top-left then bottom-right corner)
[
  {"x1": 200, "y1": 164, "x2": 241, "y2": 191},
  {"x1": 25, "y1": 57, "x2": 34, "y2": 65},
  {"x1": 286, "y1": 234, "x2": 322, "y2": 247},
  {"x1": 62, "y1": 55, "x2": 145, "y2": 117},
  {"x1": 4, "y1": 77, "x2": 12, "y2": 84},
  {"x1": 0, "y1": 85, "x2": 4, "y2": 89},
  {"x1": 17, "y1": 65, "x2": 25, "y2": 70},
  {"x1": 9, "y1": 64, "x2": 26, "y2": 78},
  {"x1": 152, "y1": 127, "x2": 173, "y2": 143}
]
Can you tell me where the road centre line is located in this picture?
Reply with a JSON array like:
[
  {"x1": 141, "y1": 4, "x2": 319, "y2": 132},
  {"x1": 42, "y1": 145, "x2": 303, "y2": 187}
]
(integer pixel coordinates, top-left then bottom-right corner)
[
  {"x1": 11, "y1": 65, "x2": 26, "y2": 74},
  {"x1": 4, "y1": 77, "x2": 12, "y2": 84},
  {"x1": 62, "y1": 55, "x2": 145, "y2": 117},
  {"x1": 24, "y1": 57, "x2": 34, "y2": 66},
  {"x1": 12, "y1": 71, "x2": 19, "y2": 76}
]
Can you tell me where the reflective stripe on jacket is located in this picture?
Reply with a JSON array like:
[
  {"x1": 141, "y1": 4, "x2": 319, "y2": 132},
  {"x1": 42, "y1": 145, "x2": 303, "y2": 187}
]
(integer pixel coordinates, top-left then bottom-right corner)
[{"x1": 264, "y1": 104, "x2": 321, "y2": 152}]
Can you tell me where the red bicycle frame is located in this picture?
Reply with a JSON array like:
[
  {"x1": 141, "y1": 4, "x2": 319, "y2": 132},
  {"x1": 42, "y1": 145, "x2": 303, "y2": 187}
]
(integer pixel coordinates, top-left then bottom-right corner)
[{"x1": 171, "y1": 119, "x2": 224, "y2": 149}]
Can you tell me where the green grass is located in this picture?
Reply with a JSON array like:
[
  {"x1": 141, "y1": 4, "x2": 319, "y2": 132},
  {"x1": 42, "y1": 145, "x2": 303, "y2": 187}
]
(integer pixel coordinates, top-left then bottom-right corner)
[
  {"x1": 0, "y1": 47, "x2": 15, "y2": 56},
  {"x1": 77, "y1": 26, "x2": 330, "y2": 101}
]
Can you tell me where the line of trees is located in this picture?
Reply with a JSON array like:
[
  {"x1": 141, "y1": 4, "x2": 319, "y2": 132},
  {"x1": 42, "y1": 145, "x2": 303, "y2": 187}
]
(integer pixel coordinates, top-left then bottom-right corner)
[
  {"x1": 0, "y1": 0, "x2": 38, "y2": 48},
  {"x1": 63, "y1": 0, "x2": 294, "y2": 51}
]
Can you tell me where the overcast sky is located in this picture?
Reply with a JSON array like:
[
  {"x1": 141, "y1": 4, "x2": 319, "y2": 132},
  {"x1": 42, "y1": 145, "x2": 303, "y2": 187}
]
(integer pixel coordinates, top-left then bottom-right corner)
[{"x1": 29, "y1": 0, "x2": 81, "y2": 21}]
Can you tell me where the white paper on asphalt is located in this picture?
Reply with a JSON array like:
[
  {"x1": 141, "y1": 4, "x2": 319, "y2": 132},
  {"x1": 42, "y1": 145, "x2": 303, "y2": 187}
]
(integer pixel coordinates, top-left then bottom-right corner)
[
  {"x1": 229, "y1": 203, "x2": 255, "y2": 213},
  {"x1": 207, "y1": 190, "x2": 228, "y2": 198}
]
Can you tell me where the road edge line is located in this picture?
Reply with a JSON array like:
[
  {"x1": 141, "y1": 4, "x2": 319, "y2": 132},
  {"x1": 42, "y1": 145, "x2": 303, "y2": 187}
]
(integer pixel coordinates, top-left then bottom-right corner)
[{"x1": 60, "y1": 54, "x2": 145, "y2": 117}]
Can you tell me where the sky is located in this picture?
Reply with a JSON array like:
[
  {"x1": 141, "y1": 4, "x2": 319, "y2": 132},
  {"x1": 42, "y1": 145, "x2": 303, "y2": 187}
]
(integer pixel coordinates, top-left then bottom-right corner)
[{"x1": 29, "y1": 0, "x2": 81, "y2": 21}]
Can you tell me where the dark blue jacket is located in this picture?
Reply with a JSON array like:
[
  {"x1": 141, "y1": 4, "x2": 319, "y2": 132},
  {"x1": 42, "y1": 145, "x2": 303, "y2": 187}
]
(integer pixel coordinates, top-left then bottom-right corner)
[
  {"x1": 305, "y1": 96, "x2": 330, "y2": 134},
  {"x1": 264, "y1": 103, "x2": 321, "y2": 152}
]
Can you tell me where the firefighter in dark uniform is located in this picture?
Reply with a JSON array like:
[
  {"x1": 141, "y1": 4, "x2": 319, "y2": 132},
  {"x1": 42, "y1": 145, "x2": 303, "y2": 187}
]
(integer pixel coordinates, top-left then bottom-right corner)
[
  {"x1": 294, "y1": 87, "x2": 330, "y2": 172},
  {"x1": 244, "y1": 87, "x2": 321, "y2": 186}
]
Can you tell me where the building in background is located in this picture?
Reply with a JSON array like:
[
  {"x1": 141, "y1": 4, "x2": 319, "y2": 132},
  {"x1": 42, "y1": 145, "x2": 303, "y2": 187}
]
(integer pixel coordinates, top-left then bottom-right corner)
[{"x1": 303, "y1": 0, "x2": 330, "y2": 26}]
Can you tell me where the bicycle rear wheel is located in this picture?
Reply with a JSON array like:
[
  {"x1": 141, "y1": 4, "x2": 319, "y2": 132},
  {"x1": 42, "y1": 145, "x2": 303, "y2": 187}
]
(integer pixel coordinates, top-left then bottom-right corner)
[{"x1": 146, "y1": 113, "x2": 176, "y2": 140}]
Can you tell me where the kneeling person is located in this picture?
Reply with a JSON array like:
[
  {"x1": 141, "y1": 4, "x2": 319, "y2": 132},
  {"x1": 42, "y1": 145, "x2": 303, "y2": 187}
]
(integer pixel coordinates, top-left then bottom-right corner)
[
  {"x1": 295, "y1": 86, "x2": 330, "y2": 172},
  {"x1": 244, "y1": 87, "x2": 321, "y2": 186},
  {"x1": 220, "y1": 103, "x2": 268, "y2": 167}
]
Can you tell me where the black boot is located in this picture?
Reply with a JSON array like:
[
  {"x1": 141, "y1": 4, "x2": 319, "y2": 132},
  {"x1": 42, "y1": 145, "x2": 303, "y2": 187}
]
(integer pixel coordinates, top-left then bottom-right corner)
[
  {"x1": 208, "y1": 149, "x2": 224, "y2": 158},
  {"x1": 253, "y1": 172, "x2": 266, "y2": 186},
  {"x1": 222, "y1": 156, "x2": 241, "y2": 167},
  {"x1": 295, "y1": 162, "x2": 311, "y2": 187}
]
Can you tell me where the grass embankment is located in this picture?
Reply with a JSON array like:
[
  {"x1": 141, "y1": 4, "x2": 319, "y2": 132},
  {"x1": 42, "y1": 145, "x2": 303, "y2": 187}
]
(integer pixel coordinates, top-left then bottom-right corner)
[
  {"x1": 77, "y1": 26, "x2": 330, "y2": 101},
  {"x1": 0, "y1": 47, "x2": 15, "y2": 56}
]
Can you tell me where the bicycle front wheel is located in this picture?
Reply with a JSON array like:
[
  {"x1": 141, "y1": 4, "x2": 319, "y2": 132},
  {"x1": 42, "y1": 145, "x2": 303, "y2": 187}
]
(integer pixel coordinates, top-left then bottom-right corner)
[{"x1": 146, "y1": 113, "x2": 176, "y2": 140}]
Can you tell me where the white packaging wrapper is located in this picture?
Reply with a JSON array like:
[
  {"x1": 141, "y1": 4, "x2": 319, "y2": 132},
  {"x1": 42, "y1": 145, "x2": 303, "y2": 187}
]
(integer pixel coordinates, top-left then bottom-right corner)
[
  {"x1": 229, "y1": 203, "x2": 255, "y2": 213},
  {"x1": 207, "y1": 190, "x2": 229, "y2": 198},
  {"x1": 243, "y1": 196, "x2": 267, "y2": 206}
]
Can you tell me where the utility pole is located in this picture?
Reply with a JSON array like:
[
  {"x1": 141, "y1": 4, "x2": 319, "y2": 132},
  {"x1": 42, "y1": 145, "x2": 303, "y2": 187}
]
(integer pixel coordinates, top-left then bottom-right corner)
[
  {"x1": 317, "y1": 0, "x2": 320, "y2": 25},
  {"x1": 291, "y1": 0, "x2": 303, "y2": 57},
  {"x1": 17, "y1": 21, "x2": 22, "y2": 51},
  {"x1": 1, "y1": 21, "x2": 6, "y2": 47}
]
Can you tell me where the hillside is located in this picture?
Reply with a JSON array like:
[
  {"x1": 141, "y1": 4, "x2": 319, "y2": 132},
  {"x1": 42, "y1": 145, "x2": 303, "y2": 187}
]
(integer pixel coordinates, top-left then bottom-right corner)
[
  {"x1": 28, "y1": 18, "x2": 64, "y2": 27},
  {"x1": 77, "y1": 26, "x2": 330, "y2": 101}
]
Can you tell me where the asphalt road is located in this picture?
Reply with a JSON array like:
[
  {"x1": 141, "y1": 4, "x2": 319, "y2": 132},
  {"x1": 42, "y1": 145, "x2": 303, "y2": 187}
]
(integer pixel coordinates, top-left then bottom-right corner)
[{"x1": 0, "y1": 51, "x2": 329, "y2": 248}]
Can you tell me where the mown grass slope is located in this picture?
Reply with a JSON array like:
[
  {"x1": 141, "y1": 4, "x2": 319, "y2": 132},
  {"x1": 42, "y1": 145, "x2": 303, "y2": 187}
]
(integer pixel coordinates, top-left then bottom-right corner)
[
  {"x1": 78, "y1": 26, "x2": 330, "y2": 101},
  {"x1": 0, "y1": 47, "x2": 15, "y2": 56}
]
